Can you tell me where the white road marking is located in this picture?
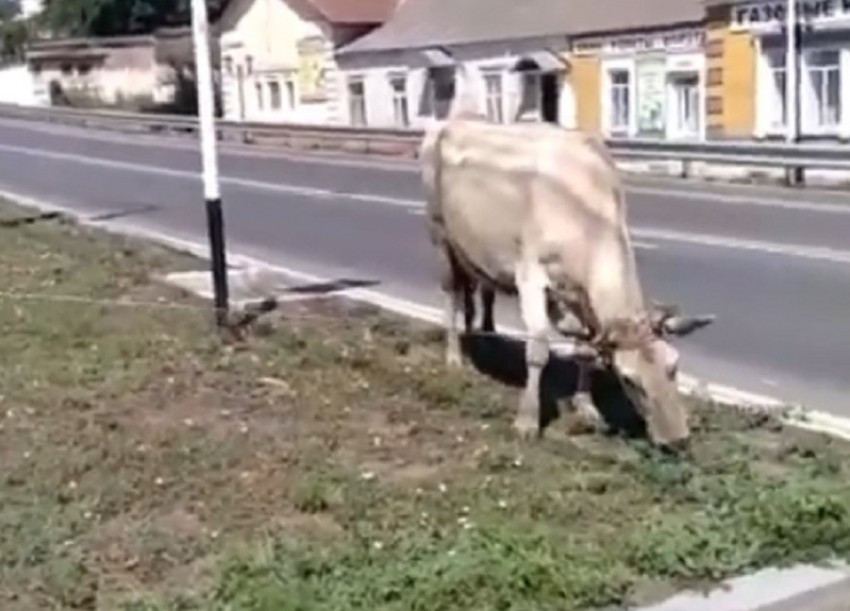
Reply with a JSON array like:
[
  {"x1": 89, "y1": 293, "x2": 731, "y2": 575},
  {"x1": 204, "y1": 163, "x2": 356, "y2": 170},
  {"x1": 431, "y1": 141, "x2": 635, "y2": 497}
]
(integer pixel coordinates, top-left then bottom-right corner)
[
  {"x1": 1, "y1": 141, "x2": 850, "y2": 264},
  {"x1": 4, "y1": 117, "x2": 850, "y2": 214}
]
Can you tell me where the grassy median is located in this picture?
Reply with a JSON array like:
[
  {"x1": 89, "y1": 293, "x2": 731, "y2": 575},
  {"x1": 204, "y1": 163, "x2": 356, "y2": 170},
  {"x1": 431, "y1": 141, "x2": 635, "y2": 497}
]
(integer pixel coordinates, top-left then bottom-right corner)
[{"x1": 2, "y1": 200, "x2": 850, "y2": 611}]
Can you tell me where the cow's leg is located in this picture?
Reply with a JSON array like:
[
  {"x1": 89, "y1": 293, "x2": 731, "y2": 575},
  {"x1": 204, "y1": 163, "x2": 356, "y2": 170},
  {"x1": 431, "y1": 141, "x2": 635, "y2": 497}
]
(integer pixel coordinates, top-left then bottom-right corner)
[
  {"x1": 547, "y1": 303, "x2": 604, "y2": 428},
  {"x1": 438, "y1": 247, "x2": 465, "y2": 367},
  {"x1": 572, "y1": 355, "x2": 604, "y2": 428},
  {"x1": 462, "y1": 281, "x2": 476, "y2": 333},
  {"x1": 444, "y1": 288, "x2": 464, "y2": 367},
  {"x1": 515, "y1": 262, "x2": 550, "y2": 439},
  {"x1": 480, "y1": 285, "x2": 496, "y2": 333}
]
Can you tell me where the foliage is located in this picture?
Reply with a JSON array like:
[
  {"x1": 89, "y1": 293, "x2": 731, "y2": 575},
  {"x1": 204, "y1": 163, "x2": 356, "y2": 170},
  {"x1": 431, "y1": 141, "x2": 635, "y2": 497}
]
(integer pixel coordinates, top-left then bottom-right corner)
[{"x1": 36, "y1": 0, "x2": 229, "y2": 37}]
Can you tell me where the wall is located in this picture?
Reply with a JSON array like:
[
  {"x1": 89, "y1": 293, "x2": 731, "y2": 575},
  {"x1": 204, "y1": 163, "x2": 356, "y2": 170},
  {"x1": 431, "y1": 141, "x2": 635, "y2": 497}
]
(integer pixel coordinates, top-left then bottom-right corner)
[
  {"x1": 0, "y1": 63, "x2": 46, "y2": 105},
  {"x1": 218, "y1": 0, "x2": 345, "y2": 124},
  {"x1": 705, "y1": 4, "x2": 756, "y2": 137},
  {"x1": 335, "y1": 36, "x2": 574, "y2": 129},
  {"x1": 28, "y1": 43, "x2": 169, "y2": 106},
  {"x1": 570, "y1": 55, "x2": 601, "y2": 131}
]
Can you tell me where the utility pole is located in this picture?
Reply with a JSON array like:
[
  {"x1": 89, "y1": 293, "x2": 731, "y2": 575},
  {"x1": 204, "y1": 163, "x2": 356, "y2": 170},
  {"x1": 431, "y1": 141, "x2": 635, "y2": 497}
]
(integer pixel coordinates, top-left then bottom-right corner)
[
  {"x1": 785, "y1": 0, "x2": 803, "y2": 186},
  {"x1": 190, "y1": 0, "x2": 230, "y2": 327}
]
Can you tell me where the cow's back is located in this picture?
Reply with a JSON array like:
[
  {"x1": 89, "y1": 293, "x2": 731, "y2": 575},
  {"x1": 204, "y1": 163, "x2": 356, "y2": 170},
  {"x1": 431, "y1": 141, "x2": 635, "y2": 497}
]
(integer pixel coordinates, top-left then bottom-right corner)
[{"x1": 422, "y1": 119, "x2": 625, "y2": 290}]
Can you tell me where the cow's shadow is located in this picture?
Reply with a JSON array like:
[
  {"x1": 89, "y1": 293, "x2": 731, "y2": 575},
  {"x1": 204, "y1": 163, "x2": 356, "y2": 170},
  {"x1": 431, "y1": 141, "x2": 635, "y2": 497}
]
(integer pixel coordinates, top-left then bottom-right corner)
[{"x1": 460, "y1": 333, "x2": 647, "y2": 438}]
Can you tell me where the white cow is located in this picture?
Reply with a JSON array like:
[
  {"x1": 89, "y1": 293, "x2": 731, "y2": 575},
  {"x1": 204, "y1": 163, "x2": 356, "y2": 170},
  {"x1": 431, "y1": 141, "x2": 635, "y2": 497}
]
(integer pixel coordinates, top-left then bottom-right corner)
[{"x1": 420, "y1": 117, "x2": 714, "y2": 447}]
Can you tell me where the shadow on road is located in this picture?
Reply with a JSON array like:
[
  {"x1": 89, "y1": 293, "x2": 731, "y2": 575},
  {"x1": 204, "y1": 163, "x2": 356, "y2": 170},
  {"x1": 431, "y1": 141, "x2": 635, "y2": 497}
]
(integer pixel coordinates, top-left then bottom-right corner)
[
  {"x1": 460, "y1": 332, "x2": 647, "y2": 438},
  {"x1": 282, "y1": 278, "x2": 380, "y2": 296}
]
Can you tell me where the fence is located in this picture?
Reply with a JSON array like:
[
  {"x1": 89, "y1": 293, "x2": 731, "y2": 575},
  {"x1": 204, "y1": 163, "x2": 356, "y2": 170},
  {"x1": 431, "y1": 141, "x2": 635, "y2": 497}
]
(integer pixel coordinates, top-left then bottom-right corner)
[{"x1": 3, "y1": 102, "x2": 850, "y2": 183}]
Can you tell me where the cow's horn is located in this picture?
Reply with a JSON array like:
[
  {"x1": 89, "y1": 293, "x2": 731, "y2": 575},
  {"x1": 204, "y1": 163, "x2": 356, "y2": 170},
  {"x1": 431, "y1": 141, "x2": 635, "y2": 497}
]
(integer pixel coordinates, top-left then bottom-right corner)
[{"x1": 662, "y1": 314, "x2": 716, "y2": 336}]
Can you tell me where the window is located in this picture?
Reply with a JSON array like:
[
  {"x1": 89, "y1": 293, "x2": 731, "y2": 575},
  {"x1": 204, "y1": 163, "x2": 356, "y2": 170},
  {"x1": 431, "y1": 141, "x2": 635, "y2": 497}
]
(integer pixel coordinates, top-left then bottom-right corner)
[
  {"x1": 806, "y1": 49, "x2": 840, "y2": 129},
  {"x1": 347, "y1": 77, "x2": 366, "y2": 126},
  {"x1": 389, "y1": 74, "x2": 409, "y2": 126},
  {"x1": 766, "y1": 52, "x2": 787, "y2": 130},
  {"x1": 245, "y1": 55, "x2": 253, "y2": 76},
  {"x1": 518, "y1": 72, "x2": 541, "y2": 120},
  {"x1": 285, "y1": 78, "x2": 296, "y2": 108},
  {"x1": 609, "y1": 69, "x2": 630, "y2": 133},
  {"x1": 268, "y1": 80, "x2": 281, "y2": 110},
  {"x1": 482, "y1": 71, "x2": 504, "y2": 123},
  {"x1": 255, "y1": 82, "x2": 263, "y2": 111},
  {"x1": 670, "y1": 75, "x2": 700, "y2": 137}
]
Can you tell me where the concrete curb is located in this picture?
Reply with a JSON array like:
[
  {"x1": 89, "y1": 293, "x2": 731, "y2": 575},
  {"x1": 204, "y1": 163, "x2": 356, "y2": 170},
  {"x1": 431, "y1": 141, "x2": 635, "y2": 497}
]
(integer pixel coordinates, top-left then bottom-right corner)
[{"x1": 3, "y1": 188, "x2": 850, "y2": 611}]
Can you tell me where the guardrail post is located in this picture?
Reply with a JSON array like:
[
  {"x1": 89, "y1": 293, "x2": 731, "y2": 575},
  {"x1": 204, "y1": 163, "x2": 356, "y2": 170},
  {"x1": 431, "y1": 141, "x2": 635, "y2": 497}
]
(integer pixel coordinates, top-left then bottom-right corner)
[
  {"x1": 681, "y1": 159, "x2": 692, "y2": 180},
  {"x1": 785, "y1": 166, "x2": 805, "y2": 187}
]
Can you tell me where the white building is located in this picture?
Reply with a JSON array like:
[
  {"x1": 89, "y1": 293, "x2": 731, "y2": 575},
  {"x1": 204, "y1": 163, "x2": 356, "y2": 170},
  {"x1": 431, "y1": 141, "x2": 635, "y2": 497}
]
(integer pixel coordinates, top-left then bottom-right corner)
[
  {"x1": 731, "y1": 0, "x2": 850, "y2": 139},
  {"x1": 334, "y1": 0, "x2": 577, "y2": 129},
  {"x1": 215, "y1": 0, "x2": 393, "y2": 125}
]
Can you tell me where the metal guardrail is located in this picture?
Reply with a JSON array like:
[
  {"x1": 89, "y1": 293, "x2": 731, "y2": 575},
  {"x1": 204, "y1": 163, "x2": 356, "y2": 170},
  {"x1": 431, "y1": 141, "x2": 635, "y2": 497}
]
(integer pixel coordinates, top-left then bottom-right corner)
[{"x1": 2, "y1": 103, "x2": 850, "y2": 177}]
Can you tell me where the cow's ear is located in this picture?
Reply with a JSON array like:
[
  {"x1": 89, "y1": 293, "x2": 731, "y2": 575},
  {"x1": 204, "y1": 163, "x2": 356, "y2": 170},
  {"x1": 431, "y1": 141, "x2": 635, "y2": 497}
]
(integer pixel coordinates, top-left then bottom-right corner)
[{"x1": 663, "y1": 315, "x2": 716, "y2": 337}]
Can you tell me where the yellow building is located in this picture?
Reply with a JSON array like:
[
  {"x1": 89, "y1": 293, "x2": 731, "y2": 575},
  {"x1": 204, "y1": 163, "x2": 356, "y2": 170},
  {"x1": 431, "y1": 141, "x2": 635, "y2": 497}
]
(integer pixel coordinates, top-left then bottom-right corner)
[{"x1": 569, "y1": 26, "x2": 706, "y2": 139}]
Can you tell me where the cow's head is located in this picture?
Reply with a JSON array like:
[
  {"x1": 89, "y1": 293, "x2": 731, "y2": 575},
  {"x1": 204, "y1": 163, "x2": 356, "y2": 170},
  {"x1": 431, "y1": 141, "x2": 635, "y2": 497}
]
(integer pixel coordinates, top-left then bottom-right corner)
[{"x1": 600, "y1": 303, "x2": 715, "y2": 448}]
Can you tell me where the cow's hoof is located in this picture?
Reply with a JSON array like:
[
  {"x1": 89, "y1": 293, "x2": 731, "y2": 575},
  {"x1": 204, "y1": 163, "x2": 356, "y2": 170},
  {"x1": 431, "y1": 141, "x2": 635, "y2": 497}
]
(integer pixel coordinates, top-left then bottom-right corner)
[
  {"x1": 512, "y1": 415, "x2": 540, "y2": 440},
  {"x1": 571, "y1": 395, "x2": 603, "y2": 424}
]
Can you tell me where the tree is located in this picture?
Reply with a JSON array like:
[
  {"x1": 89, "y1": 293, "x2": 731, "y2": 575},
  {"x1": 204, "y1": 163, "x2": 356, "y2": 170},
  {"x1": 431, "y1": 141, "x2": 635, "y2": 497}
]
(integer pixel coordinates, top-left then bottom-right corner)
[
  {"x1": 0, "y1": 0, "x2": 20, "y2": 21},
  {"x1": 38, "y1": 0, "x2": 228, "y2": 38}
]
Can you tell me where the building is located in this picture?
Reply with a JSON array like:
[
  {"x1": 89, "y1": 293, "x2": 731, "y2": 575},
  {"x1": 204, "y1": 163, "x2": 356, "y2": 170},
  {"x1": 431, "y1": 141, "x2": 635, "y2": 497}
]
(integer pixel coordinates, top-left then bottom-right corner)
[
  {"x1": 25, "y1": 28, "x2": 201, "y2": 109},
  {"x1": 215, "y1": 0, "x2": 395, "y2": 125},
  {"x1": 334, "y1": 0, "x2": 576, "y2": 129},
  {"x1": 334, "y1": 0, "x2": 711, "y2": 137},
  {"x1": 567, "y1": 0, "x2": 706, "y2": 139},
  {"x1": 706, "y1": 0, "x2": 850, "y2": 140}
]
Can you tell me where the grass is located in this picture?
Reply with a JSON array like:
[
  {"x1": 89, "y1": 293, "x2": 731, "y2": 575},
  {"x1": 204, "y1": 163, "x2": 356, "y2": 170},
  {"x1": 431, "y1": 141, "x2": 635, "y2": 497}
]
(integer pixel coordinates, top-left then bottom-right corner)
[{"x1": 2, "y1": 200, "x2": 850, "y2": 611}]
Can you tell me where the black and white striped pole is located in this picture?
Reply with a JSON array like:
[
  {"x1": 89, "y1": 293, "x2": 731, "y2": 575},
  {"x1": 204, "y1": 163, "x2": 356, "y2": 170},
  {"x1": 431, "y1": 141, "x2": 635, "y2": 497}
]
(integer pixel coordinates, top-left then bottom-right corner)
[{"x1": 190, "y1": 0, "x2": 230, "y2": 327}]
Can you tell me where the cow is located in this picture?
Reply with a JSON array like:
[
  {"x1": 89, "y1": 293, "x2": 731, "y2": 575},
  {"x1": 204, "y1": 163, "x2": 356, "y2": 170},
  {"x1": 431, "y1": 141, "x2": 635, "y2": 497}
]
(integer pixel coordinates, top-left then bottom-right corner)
[{"x1": 420, "y1": 117, "x2": 714, "y2": 447}]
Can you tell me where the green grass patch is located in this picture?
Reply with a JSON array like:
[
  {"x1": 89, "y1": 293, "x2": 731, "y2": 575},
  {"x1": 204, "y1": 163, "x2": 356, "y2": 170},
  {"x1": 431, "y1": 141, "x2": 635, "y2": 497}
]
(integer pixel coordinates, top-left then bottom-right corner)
[{"x1": 1, "y1": 200, "x2": 850, "y2": 611}]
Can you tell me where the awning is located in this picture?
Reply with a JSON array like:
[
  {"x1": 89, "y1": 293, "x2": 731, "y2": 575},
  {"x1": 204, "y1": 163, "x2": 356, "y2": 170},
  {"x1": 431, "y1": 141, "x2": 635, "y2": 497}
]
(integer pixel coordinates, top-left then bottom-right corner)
[
  {"x1": 420, "y1": 47, "x2": 455, "y2": 68},
  {"x1": 511, "y1": 50, "x2": 568, "y2": 73}
]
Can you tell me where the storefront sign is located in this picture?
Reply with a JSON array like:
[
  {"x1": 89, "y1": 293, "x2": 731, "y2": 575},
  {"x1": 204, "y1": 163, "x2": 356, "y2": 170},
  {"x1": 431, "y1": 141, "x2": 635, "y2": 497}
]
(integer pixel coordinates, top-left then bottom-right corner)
[
  {"x1": 732, "y1": 0, "x2": 850, "y2": 28},
  {"x1": 636, "y1": 56, "x2": 667, "y2": 135},
  {"x1": 573, "y1": 29, "x2": 704, "y2": 55}
]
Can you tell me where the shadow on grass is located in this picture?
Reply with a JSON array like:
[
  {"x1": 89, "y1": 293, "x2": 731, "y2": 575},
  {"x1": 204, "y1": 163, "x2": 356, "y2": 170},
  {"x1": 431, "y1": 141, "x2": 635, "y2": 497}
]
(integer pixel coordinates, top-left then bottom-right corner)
[{"x1": 460, "y1": 332, "x2": 648, "y2": 439}]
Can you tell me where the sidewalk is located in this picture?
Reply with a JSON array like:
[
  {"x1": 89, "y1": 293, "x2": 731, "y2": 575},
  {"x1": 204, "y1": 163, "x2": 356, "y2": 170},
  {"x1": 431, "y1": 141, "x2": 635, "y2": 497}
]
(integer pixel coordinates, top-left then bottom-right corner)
[{"x1": 755, "y1": 575, "x2": 850, "y2": 611}]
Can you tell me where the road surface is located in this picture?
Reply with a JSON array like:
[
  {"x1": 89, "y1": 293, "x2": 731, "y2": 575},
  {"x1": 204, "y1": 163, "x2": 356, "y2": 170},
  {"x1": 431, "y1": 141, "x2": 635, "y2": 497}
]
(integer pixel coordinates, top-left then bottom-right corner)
[{"x1": 1, "y1": 117, "x2": 849, "y2": 417}]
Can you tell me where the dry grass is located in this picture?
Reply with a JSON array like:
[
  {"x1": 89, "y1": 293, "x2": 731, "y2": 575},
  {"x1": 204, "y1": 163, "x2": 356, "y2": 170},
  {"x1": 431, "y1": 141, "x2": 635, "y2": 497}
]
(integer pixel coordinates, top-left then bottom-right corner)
[{"x1": 2, "y1": 201, "x2": 850, "y2": 611}]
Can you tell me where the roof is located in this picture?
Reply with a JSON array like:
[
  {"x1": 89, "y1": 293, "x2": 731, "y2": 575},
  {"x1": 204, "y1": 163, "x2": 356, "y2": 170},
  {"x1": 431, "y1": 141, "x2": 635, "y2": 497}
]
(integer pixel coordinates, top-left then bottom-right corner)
[
  {"x1": 338, "y1": 0, "x2": 706, "y2": 55},
  {"x1": 303, "y1": 0, "x2": 396, "y2": 23}
]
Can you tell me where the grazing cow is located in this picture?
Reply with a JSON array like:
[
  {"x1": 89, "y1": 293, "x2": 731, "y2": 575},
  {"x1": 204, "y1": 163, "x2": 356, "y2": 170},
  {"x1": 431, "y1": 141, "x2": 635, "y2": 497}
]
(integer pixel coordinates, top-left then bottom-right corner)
[{"x1": 420, "y1": 118, "x2": 714, "y2": 447}]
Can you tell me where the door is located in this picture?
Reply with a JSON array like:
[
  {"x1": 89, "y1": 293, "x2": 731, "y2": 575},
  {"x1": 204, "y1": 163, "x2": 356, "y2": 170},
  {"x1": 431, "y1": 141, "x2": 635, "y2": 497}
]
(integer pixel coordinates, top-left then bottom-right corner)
[{"x1": 540, "y1": 72, "x2": 560, "y2": 123}]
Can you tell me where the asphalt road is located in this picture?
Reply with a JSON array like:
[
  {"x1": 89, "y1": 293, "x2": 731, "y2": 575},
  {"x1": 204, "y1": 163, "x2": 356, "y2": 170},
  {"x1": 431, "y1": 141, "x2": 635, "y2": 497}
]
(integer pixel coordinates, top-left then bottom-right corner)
[{"x1": 1, "y1": 117, "x2": 850, "y2": 416}]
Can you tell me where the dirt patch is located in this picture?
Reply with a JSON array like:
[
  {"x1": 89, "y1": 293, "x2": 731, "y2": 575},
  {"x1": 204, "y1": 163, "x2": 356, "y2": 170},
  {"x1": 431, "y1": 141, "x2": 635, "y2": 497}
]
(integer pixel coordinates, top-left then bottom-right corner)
[{"x1": 2, "y1": 200, "x2": 850, "y2": 611}]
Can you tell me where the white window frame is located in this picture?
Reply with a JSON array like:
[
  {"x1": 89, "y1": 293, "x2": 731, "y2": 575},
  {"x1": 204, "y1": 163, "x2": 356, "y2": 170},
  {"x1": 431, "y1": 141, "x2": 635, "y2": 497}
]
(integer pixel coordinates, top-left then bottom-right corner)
[
  {"x1": 268, "y1": 79, "x2": 282, "y2": 111},
  {"x1": 667, "y1": 72, "x2": 701, "y2": 139},
  {"x1": 764, "y1": 50, "x2": 787, "y2": 133},
  {"x1": 388, "y1": 72, "x2": 409, "y2": 127},
  {"x1": 601, "y1": 59, "x2": 634, "y2": 136},
  {"x1": 481, "y1": 69, "x2": 505, "y2": 123},
  {"x1": 347, "y1": 75, "x2": 367, "y2": 127},
  {"x1": 284, "y1": 75, "x2": 297, "y2": 110},
  {"x1": 802, "y1": 47, "x2": 840, "y2": 135}
]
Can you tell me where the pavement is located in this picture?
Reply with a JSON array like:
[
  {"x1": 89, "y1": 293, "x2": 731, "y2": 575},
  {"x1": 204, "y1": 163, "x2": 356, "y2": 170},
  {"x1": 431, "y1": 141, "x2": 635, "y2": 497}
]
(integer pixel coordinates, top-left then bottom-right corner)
[{"x1": 1, "y1": 118, "x2": 850, "y2": 610}]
